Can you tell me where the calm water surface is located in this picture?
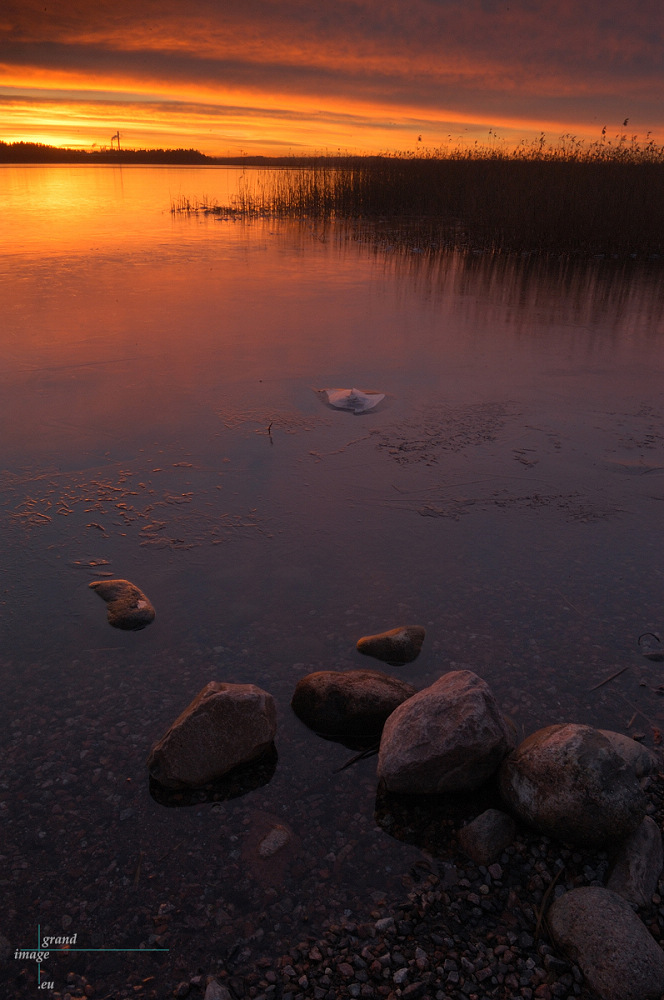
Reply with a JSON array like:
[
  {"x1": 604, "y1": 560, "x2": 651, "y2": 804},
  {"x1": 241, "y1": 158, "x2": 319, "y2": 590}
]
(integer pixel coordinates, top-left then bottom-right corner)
[{"x1": 2, "y1": 164, "x2": 664, "y2": 993}]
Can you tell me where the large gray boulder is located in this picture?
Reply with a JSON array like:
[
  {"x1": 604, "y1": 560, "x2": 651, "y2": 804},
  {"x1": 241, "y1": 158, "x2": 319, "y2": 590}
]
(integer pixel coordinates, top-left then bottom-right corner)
[
  {"x1": 548, "y1": 887, "x2": 664, "y2": 1000},
  {"x1": 147, "y1": 682, "x2": 276, "y2": 788},
  {"x1": 499, "y1": 723, "x2": 653, "y2": 847},
  {"x1": 291, "y1": 669, "x2": 416, "y2": 738},
  {"x1": 377, "y1": 670, "x2": 516, "y2": 793}
]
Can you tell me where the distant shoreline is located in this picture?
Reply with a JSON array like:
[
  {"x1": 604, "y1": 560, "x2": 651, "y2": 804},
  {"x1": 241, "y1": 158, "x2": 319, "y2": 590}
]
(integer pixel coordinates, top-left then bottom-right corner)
[{"x1": 0, "y1": 141, "x2": 353, "y2": 167}]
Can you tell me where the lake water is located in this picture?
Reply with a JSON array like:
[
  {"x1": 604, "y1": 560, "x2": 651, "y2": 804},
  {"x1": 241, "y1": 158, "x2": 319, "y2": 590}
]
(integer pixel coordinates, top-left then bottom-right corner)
[{"x1": 2, "y1": 164, "x2": 664, "y2": 995}]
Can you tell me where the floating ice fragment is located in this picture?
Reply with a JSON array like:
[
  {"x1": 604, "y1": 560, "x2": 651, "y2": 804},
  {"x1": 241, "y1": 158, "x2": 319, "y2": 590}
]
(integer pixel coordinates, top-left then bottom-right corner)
[{"x1": 319, "y1": 387, "x2": 386, "y2": 414}]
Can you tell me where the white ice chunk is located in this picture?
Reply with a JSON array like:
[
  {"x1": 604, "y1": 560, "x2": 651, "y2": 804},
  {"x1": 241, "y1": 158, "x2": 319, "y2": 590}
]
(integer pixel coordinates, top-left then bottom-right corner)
[{"x1": 321, "y1": 387, "x2": 386, "y2": 413}]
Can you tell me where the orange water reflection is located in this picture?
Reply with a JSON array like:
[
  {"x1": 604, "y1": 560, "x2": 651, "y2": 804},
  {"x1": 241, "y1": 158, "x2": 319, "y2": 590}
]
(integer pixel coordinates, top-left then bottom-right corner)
[
  {"x1": 4, "y1": 166, "x2": 664, "y2": 996},
  {"x1": 2, "y1": 166, "x2": 664, "y2": 701}
]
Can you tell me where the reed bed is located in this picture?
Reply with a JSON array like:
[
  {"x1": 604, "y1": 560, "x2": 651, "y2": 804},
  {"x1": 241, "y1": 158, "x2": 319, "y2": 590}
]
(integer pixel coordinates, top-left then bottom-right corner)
[{"x1": 172, "y1": 133, "x2": 664, "y2": 256}]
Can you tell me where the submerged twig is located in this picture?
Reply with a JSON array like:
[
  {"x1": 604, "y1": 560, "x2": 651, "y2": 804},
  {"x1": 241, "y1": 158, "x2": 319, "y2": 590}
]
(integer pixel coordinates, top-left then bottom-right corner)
[
  {"x1": 588, "y1": 666, "x2": 629, "y2": 691},
  {"x1": 334, "y1": 742, "x2": 380, "y2": 773},
  {"x1": 555, "y1": 588, "x2": 586, "y2": 618},
  {"x1": 157, "y1": 840, "x2": 184, "y2": 863},
  {"x1": 536, "y1": 866, "x2": 565, "y2": 940},
  {"x1": 612, "y1": 690, "x2": 660, "y2": 731}
]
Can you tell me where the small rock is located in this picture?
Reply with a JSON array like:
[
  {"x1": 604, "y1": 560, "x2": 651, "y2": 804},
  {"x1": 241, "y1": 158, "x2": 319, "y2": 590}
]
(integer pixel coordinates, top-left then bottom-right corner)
[
  {"x1": 147, "y1": 681, "x2": 276, "y2": 788},
  {"x1": 257, "y1": 825, "x2": 291, "y2": 858},
  {"x1": 458, "y1": 808, "x2": 516, "y2": 864},
  {"x1": 291, "y1": 669, "x2": 416, "y2": 738},
  {"x1": 607, "y1": 816, "x2": 664, "y2": 907},
  {"x1": 204, "y1": 983, "x2": 232, "y2": 1000},
  {"x1": 89, "y1": 578, "x2": 155, "y2": 630},
  {"x1": 548, "y1": 886, "x2": 664, "y2": 1000},
  {"x1": 402, "y1": 984, "x2": 426, "y2": 999},
  {"x1": 356, "y1": 625, "x2": 426, "y2": 665}
]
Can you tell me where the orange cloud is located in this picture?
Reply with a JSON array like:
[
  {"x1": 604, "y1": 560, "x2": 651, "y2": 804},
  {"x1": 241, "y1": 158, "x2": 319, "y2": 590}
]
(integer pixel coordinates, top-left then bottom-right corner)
[{"x1": 2, "y1": 0, "x2": 663, "y2": 155}]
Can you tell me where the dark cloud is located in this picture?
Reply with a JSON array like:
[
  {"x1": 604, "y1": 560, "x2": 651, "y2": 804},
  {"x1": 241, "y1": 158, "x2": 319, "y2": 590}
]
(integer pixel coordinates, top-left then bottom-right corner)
[{"x1": 1, "y1": 0, "x2": 663, "y2": 147}]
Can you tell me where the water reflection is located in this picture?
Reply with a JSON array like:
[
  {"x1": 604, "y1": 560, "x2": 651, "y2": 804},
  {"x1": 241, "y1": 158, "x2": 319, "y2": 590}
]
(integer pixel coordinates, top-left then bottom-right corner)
[
  {"x1": 375, "y1": 781, "x2": 502, "y2": 856},
  {"x1": 0, "y1": 163, "x2": 246, "y2": 258},
  {"x1": 149, "y1": 745, "x2": 278, "y2": 807},
  {"x1": 352, "y1": 225, "x2": 664, "y2": 336},
  {"x1": 2, "y1": 164, "x2": 664, "y2": 996}
]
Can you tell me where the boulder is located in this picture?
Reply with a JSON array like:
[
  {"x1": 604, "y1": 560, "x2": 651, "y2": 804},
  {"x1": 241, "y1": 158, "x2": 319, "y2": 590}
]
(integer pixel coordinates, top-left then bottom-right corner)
[
  {"x1": 377, "y1": 670, "x2": 516, "y2": 794},
  {"x1": 356, "y1": 625, "x2": 425, "y2": 665},
  {"x1": 548, "y1": 886, "x2": 664, "y2": 1000},
  {"x1": 607, "y1": 816, "x2": 663, "y2": 907},
  {"x1": 291, "y1": 669, "x2": 416, "y2": 739},
  {"x1": 458, "y1": 808, "x2": 516, "y2": 864},
  {"x1": 89, "y1": 578, "x2": 155, "y2": 630},
  {"x1": 147, "y1": 682, "x2": 276, "y2": 788},
  {"x1": 498, "y1": 724, "x2": 653, "y2": 847}
]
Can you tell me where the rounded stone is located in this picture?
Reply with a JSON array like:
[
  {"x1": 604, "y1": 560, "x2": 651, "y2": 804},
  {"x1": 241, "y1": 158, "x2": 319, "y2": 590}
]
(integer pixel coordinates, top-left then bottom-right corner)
[
  {"x1": 498, "y1": 723, "x2": 653, "y2": 847},
  {"x1": 147, "y1": 681, "x2": 277, "y2": 788},
  {"x1": 291, "y1": 669, "x2": 417, "y2": 738},
  {"x1": 548, "y1": 886, "x2": 664, "y2": 1000},
  {"x1": 377, "y1": 669, "x2": 516, "y2": 794}
]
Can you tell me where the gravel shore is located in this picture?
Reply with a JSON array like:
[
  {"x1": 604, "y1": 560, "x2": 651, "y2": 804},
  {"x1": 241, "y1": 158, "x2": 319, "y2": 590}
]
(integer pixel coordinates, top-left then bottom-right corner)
[{"x1": 19, "y1": 778, "x2": 662, "y2": 1000}]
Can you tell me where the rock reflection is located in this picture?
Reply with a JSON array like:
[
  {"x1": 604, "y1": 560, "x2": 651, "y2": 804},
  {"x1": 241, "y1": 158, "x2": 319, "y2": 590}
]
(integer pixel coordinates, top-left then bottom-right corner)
[
  {"x1": 375, "y1": 779, "x2": 503, "y2": 857},
  {"x1": 148, "y1": 743, "x2": 277, "y2": 807}
]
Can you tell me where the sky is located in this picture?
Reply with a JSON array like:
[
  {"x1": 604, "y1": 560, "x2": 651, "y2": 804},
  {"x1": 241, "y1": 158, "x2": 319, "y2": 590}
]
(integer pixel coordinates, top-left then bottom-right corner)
[{"x1": 1, "y1": 0, "x2": 663, "y2": 156}]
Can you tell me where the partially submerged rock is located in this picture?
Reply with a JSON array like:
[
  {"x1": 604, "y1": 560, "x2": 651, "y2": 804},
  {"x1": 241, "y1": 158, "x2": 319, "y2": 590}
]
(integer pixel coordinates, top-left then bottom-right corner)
[
  {"x1": 548, "y1": 886, "x2": 664, "y2": 1000},
  {"x1": 356, "y1": 625, "x2": 426, "y2": 665},
  {"x1": 147, "y1": 682, "x2": 276, "y2": 789},
  {"x1": 257, "y1": 825, "x2": 292, "y2": 858},
  {"x1": 241, "y1": 810, "x2": 299, "y2": 889},
  {"x1": 377, "y1": 670, "x2": 516, "y2": 794},
  {"x1": 89, "y1": 578, "x2": 155, "y2": 631},
  {"x1": 291, "y1": 669, "x2": 416, "y2": 740},
  {"x1": 498, "y1": 723, "x2": 653, "y2": 847}
]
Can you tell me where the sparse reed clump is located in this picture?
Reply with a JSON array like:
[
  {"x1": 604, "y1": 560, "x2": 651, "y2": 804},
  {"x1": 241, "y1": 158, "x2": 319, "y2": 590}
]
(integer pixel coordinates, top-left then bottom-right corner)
[{"x1": 173, "y1": 131, "x2": 664, "y2": 256}]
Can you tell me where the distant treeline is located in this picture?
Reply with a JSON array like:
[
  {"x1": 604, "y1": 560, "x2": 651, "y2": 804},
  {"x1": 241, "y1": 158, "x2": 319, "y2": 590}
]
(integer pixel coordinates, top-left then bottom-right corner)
[
  {"x1": 0, "y1": 141, "x2": 214, "y2": 164},
  {"x1": 0, "y1": 140, "x2": 351, "y2": 166}
]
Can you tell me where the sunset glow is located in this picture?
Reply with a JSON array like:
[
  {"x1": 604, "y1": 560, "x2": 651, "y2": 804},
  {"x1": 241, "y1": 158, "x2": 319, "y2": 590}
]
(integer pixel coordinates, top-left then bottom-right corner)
[{"x1": 2, "y1": 0, "x2": 663, "y2": 156}]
